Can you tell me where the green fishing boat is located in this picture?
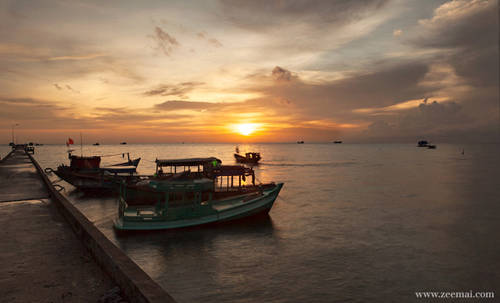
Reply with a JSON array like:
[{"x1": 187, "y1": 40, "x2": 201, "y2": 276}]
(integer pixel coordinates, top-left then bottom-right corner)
[{"x1": 113, "y1": 158, "x2": 283, "y2": 231}]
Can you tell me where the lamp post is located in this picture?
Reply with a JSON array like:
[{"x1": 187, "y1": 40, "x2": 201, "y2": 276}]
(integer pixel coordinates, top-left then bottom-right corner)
[{"x1": 11, "y1": 123, "x2": 19, "y2": 145}]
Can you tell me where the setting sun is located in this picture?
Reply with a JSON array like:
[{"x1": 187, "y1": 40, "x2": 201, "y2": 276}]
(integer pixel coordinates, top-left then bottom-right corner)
[{"x1": 234, "y1": 123, "x2": 259, "y2": 136}]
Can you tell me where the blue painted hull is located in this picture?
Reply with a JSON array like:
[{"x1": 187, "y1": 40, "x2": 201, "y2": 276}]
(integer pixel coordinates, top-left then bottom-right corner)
[{"x1": 114, "y1": 183, "x2": 283, "y2": 231}]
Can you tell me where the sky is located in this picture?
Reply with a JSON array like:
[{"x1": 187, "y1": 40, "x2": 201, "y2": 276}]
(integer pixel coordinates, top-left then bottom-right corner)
[{"x1": 0, "y1": 0, "x2": 498, "y2": 143}]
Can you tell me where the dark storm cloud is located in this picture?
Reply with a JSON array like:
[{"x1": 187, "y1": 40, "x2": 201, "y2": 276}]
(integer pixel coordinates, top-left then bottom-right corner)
[
  {"x1": 360, "y1": 99, "x2": 481, "y2": 142},
  {"x1": 258, "y1": 62, "x2": 431, "y2": 117},
  {"x1": 410, "y1": 0, "x2": 498, "y2": 87},
  {"x1": 150, "y1": 26, "x2": 180, "y2": 56},
  {"x1": 144, "y1": 82, "x2": 204, "y2": 98},
  {"x1": 219, "y1": 0, "x2": 389, "y2": 31}
]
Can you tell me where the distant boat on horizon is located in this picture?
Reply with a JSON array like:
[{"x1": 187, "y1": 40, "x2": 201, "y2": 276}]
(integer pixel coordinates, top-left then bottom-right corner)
[
  {"x1": 417, "y1": 140, "x2": 428, "y2": 147},
  {"x1": 297, "y1": 141, "x2": 304, "y2": 144},
  {"x1": 120, "y1": 142, "x2": 127, "y2": 145},
  {"x1": 333, "y1": 140, "x2": 342, "y2": 144},
  {"x1": 93, "y1": 142, "x2": 100, "y2": 146}
]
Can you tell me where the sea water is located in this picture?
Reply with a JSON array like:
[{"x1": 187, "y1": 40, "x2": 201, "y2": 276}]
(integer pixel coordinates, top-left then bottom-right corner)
[{"x1": 33, "y1": 143, "x2": 500, "y2": 302}]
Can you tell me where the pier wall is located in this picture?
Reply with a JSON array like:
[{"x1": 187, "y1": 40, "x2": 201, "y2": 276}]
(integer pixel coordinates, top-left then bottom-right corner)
[{"x1": 27, "y1": 153, "x2": 176, "y2": 303}]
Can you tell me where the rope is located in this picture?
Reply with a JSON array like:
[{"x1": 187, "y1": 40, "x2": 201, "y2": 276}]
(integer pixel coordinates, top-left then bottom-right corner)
[
  {"x1": 98, "y1": 153, "x2": 128, "y2": 158},
  {"x1": 53, "y1": 184, "x2": 65, "y2": 192}
]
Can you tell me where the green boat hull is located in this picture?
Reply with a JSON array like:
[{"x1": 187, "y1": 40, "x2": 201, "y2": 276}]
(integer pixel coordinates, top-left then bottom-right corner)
[{"x1": 114, "y1": 183, "x2": 283, "y2": 231}]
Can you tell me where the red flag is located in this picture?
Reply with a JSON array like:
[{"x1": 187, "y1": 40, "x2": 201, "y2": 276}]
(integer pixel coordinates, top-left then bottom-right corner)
[{"x1": 66, "y1": 138, "x2": 74, "y2": 146}]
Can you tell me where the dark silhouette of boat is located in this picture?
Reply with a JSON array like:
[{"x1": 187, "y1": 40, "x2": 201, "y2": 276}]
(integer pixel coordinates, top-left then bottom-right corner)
[
  {"x1": 93, "y1": 142, "x2": 100, "y2": 146},
  {"x1": 297, "y1": 141, "x2": 304, "y2": 144},
  {"x1": 417, "y1": 140, "x2": 429, "y2": 147},
  {"x1": 52, "y1": 153, "x2": 141, "y2": 191},
  {"x1": 120, "y1": 142, "x2": 127, "y2": 145},
  {"x1": 333, "y1": 140, "x2": 342, "y2": 144},
  {"x1": 234, "y1": 152, "x2": 261, "y2": 164},
  {"x1": 114, "y1": 157, "x2": 283, "y2": 231}
]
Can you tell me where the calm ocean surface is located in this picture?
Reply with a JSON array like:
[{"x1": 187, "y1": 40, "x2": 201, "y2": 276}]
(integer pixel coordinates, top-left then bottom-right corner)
[{"x1": 32, "y1": 143, "x2": 499, "y2": 302}]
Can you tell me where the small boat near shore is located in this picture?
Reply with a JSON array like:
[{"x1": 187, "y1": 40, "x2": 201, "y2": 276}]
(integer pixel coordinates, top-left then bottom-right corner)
[
  {"x1": 333, "y1": 140, "x2": 342, "y2": 144},
  {"x1": 114, "y1": 157, "x2": 283, "y2": 231},
  {"x1": 234, "y1": 152, "x2": 261, "y2": 164},
  {"x1": 52, "y1": 153, "x2": 141, "y2": 191}
]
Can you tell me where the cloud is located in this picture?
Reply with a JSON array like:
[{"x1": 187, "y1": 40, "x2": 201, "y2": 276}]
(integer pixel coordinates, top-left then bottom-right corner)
[
  {"x1": 219, "y1": 0, "x2": 389, "y2": 31},
  {"x1": 150, "y1": 26, "x2": 180, "y2": 56},
  {"x1": 47, "y1": 54, "x2": 106, "y2": 61},
  {"x1": 143, "y1": 82, "x2": 204, "y2": 98},
  {"x1": 410, "y1": 0, "x2": 498, "y2": 87},
  {"x1": 412, "y1": 0, "x2": 496, "y2": 49},
  {"x1": 154, "y1": 100, "x2": 218, "y2": 111},
  {"x1": 53, "y1": 83, "x2": 80, "y2": 93},
  {"x1": 94, "y1": 107, "x2": 129, "y2": 114},
  {"x1": 217, "y1": 0, "x2": 392, "y2": 60},
  {"x1": 359, "y1": 99, "x2": 480, "y2": 142},
  {"x1": 196, "y1": 31, "x2": 223, "y2": 47},
  {"x1": 271, "y1": 66, "x2": 292, "y2": 82},
  {"x1": 265, "y1": 62, "x2": 430, "y2": 113}
]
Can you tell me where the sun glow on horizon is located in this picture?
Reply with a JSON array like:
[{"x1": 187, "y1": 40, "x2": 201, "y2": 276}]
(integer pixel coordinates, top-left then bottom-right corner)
[{"x1": 234, "y1": 123, "x2": 260, "y2": 136}]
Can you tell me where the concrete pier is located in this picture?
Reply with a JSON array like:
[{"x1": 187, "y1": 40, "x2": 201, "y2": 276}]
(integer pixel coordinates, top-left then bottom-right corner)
[
  {"x1": 0, "y1": 149, "x2": 118, "y2": 302},
  {"x1": 1, "y1": 148, "x2": 175, "y2": 303}
]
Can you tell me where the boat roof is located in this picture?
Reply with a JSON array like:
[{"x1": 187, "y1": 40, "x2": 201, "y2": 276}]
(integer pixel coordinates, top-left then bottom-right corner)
[
  {"x1": 155, "y1": 157, "x2": 221, "y2": 167},
  {"x1": 215, "y1": 165, "x2": 254, "y2": 176}
]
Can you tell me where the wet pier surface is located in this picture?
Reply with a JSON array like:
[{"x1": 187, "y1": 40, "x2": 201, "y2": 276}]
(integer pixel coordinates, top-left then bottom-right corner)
[{"x1": 0, "y1": 150, "x2": 116, "y2": 302}]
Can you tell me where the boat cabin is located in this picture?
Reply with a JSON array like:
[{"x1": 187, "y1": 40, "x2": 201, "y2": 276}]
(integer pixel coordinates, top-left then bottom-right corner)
[
  {"x1": 245, "y1": 152, "x2": 261, "y2": 161},
  {"x1": 69, "y1": 155, "x2": 101, "y2": 169},
  {"x1": 155, "y1": 157, "x2": 222, "y2": 178},
  {"x1": 214, "y1": 165, "x2": 255, "y2": 191}
]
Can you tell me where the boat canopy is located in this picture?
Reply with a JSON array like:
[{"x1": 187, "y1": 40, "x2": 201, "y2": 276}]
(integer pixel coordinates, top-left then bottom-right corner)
[
  {"x1": 155, "y1": 157, "x2": 221, "y2": 167},
  {"x1": 215, "y1": 165, "x2": 254, "y2": 177}
]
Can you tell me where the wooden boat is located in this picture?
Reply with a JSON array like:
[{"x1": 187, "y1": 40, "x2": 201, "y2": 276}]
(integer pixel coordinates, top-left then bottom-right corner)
[
  {"x1": 52, "y1": 153, "x2": 141, "y2": 191},
  {"x1": 114, "y1": 158, "x2": 283, "y2": 231},
  {"x1": 234, "y1": 152, "x2": 261, "y2": 164}
]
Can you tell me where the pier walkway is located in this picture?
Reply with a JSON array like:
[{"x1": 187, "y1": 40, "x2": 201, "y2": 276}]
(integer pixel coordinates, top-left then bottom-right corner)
[{"x1": 0, "y1": 149, "x2": 116, "y2": 302}]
